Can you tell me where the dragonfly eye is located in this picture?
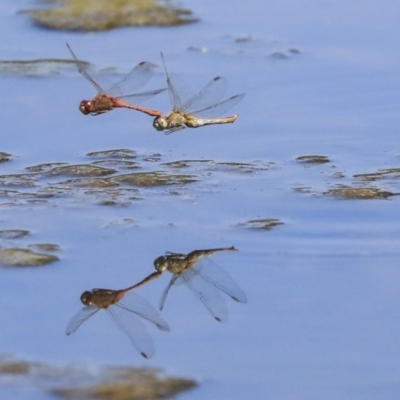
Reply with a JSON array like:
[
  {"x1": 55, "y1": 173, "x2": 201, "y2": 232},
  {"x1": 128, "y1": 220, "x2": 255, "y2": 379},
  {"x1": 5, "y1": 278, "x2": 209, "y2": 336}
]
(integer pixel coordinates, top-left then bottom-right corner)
[
  {"x1": 153, "y1": 117, "x2": 167, "y2": 131},
  {"x1": 79, "y1": 101, "x2": 91, "y2": 115},
  {"x1": 154, "y1": 256, "x2": 167, "y2": 272},
  {"x1": 80, "y1": 291, "x2": 93, "y2": 306}
]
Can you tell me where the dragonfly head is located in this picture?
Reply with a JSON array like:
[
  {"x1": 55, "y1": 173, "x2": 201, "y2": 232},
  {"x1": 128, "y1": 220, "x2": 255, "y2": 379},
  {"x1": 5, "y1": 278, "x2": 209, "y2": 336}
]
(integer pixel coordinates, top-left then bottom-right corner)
[
  {"x1": 79, "y1": 100, "x2": 92, "y2": 115},
  {"x1": 154, "y1": 256, "x2": 168, "y2": 272},
  {"x1": 153, "y1": 117, "x2": 168, "y2": 131},
  {"x1": 80, "y1": 290, "x2": 94, "y2": 306}
]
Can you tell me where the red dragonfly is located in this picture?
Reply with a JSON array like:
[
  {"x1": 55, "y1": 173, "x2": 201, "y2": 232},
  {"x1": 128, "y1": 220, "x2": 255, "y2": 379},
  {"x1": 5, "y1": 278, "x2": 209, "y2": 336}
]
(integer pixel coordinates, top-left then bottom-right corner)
[
  {"x1": 66, "y1": 276, "x2": 169, "y2": 358},
  {"x1": 67, "y1": 44, "x2": 165, "y2": 117}
]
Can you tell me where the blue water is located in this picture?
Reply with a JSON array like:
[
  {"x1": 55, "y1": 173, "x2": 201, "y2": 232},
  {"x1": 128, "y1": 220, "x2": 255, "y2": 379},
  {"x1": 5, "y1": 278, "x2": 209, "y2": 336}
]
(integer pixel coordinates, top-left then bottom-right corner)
[{"x1": 1, "y1": 1, "x2": 400, "y2": 399}]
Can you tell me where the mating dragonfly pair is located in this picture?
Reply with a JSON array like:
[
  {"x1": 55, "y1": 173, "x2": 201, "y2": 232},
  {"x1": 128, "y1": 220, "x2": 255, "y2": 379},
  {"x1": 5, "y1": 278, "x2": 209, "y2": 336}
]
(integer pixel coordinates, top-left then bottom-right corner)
[
  {"x1": 66, "y1": 247, "x2": 247, "y2": 358},
  {"x1": 67, "y1": 44, "x2": 245, "y2": 134}
]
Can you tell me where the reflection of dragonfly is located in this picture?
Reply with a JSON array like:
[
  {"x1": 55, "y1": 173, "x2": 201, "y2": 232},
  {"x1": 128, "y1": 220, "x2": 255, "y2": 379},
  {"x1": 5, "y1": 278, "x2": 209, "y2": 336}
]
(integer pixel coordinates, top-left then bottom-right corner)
[
  {"x1": 67, "y1": 44, "x2": 165, "y2": 117},
  {"x1": 153, "y1": 53, "x2": 245, "y2": 134},
  {"x1": 138, "y1": 246, "x2": 247, "y2": 321},
  {"x1": 65, "y1": 278, "x2": 169, "y2": 358}
]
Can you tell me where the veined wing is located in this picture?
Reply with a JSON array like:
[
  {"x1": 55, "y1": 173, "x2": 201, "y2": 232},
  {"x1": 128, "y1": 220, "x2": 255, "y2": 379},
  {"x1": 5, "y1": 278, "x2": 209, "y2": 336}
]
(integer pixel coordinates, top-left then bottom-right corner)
[
  {"x1": 65, "y1": 306, "x2": 99, "y2": 335},
  {"x1": 107, "y1": 305, "x2": 154, "y2": 359},
  {"x1": 67, "y1": 43, "x2": 106, "y2": 94},
  {"x1": 161, "y1": 53, "x2": 185, "y2": 111},
  {"x1": 192, "y1": 258, "x2": 247, "y2": 303},
  {"x1": 190, "y1": 93, "x2": 245, "y2": 119},
  {"x1": 116, "y1": 292, "x2": 170, "y2": 332},
  {"x1": 118, "y1": 88, "x2": 166, "y2": 103},
  {"x1": 181, "y1": 268, "x2": 228, "y2": 322},
  {"x1": 107, "y1": 61, "x2": 160, "y2": 97},
  {"x1": 182, "y1": 76, "x2": 228, "y2": 115},
  {"x1": 159, "y1": 274, "x2": 180, "y2": 311}
]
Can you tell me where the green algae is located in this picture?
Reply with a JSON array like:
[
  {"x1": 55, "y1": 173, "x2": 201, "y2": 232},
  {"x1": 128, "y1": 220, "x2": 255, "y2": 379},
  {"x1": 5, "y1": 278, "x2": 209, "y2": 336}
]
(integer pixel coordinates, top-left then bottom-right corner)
[{"x1": 23, "y1": 0, "x2": 197, "y2": 31}]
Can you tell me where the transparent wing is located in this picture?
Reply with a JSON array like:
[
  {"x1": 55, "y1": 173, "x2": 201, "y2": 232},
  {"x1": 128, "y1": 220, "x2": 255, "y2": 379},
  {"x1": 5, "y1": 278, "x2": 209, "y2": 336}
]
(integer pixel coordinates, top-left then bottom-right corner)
[
  {"x1": 159, "y1": 274, "x2": 180, "y2": 311},
  {"x1": 192, "y1": 258, "x2": 247, "y2": 303},
  {"x1": 66, "y1": 43, "x2": 106, "y2": 94},
  {"x1": 107, "y1": 305, "x2": 154, "y2": 358},
  {"x1": 161, "y1": 53, "x2": 185, "y2": 111},
  {"x1": 107, "y1": 61, "x2": 158, "y2": 97},
  {"x1": 118, "y1": 87, "x2": 166, "y2": 103},
  {"x1": 182, "y1": 76, "x2": 228, "y2": 114},
  {"x1": 181, "y1": 268, "x2": 228, "y2": 322},
  {"x1": 117, "y1": 292, "x2": 170, "y2": 332},
  {"x1": 65, "y1": 306, "x2": 99, "y2": 335},
  {"x1": 190, "y1": 93, "x2": 245, "y2": 118}
]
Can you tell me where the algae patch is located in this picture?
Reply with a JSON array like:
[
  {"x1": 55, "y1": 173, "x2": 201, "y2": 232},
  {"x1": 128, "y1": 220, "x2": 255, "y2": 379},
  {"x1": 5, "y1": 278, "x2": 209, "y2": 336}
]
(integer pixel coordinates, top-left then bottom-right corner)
[
  {"x1": 0, "y1": 357, "x2": 196, "y2": 400},
  {"x1": 237, "y1": 218, "x2": 284, "y2": 230},
  {"x1": 296, "y1": 155, "x2": 331, "y2": 164},
  {"x1": 23, "y1": 0, "x2": 197, "y2": 31},
  {"x1": 0, "y1": 247, "x2": 59, "y2": 267},
  {"x1": 324, "y1": 186, "x2": 395, "y2": 200}
]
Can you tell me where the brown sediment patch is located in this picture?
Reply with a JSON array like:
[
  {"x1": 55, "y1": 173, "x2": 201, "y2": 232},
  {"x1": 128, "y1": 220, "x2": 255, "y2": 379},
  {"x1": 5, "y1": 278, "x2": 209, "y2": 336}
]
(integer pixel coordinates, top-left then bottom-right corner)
[
  {"x1": 52, "y1": 375, "x2": 196, "y2": 399},
  {"x1": 324, "y1": 186, "x2": 395, "y2": 200},
  {"x1": 353, "y1": 168, "x2": 400, "y2": 182},
  {"x1": 0, "y1": 59, "x2": 83, "y2": 76},
  {"x1": 0, "y1": 152, "x2": 12, "y2": 163},
  {"x1": 91, "y1": 160, "x2": 141, "y2": 170},
  {"x1": 87, "y1": 149, "x2": 137, "y2": 160},
  {"x1": 29, "y1": 243, "x2": 60, "y2": 252},
  {"x1": 22, "y1": 0, "x2": 197, "y2": 31},
  {"x1": 0, "y1": 229, "x2": 30, "y2": 239},
  {"x1": 162, "y1": 159, "x2": 271, "y2": 173},
  {"x1": 296, "y1": 155, "x2": 331, "y2": 164},
  {"x1": 0, "y1": 247, "x2": 59, "y2": 267},
  {"x1": 0, "y1": 357, "x2": 196, "y2": 400},
  {"x1": 237, "y1": 218, "x2": 284, "y2": 230},
  {"x1": 45, "y1": 164, "x2": 117, "y2": 178},
  {"x1": 112, "y1": 171, "x2": 197, "y2": 187},
  {"x1": 26, "y1": 162, "x2": 69, "y2": 173}
]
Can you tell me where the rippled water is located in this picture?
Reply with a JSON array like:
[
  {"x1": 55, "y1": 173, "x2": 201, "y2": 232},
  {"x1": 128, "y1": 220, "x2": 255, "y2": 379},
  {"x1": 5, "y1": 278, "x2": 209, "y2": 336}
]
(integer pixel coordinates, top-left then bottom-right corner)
[{"x1": 1, "y1": 1, "x2": 400, "y2": 399}]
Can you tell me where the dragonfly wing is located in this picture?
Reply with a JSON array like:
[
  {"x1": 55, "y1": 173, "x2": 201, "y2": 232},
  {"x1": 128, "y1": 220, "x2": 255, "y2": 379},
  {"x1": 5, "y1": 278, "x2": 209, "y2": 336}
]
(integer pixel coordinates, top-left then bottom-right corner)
[
  {"x1": 190, "y1": 93, "x2": 245, "y2": 119},
  {"x1": 182, "y1": 76, "x2": 228, "y2": 114},
  {"x1": 159, "y1": 274, "x2": 180, "y2": 311},
  {"x1": 161, "y1": 53, "x2": 188, "y2": 111},
  {"x1": 66, "y1": 44, "x2": 106, "y2": 94},
  {"x1": 193, "y1": 259, "x2": 247, "y2": 303},
  {"x1": 65, "y1": 306, "x2": 99, "y2": 335},
  {"x1": 118, "y1": 88, "x2": 166, "y2": 103},
  {"x1": 181, "y1": 268, "x2": 228, "y2": 322},
  {"x1": 107, "y1": 305, "x2": 154, "y2": 358},
  {"x1": 117, "y1": 293, "x2": 170, "y2": 332},
  {"x1": 107, "y1": 61, "x2": 157, "y2": 97}
]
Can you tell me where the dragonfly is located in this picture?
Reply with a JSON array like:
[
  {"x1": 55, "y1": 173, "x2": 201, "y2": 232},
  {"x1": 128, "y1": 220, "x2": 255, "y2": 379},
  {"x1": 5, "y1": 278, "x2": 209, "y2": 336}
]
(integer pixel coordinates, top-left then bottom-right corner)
[
  {"x1": 65, "y1": 276, "x2": 169, "y2": 359},
  {"x1": 153, "y1": 53, "x2": 245, "y2": 134},
  {"x1": 137, "y1": 246, "x2": 247, "y2": 322},
  {"x1": 67, "y1": 44, "x2": 165, "y2": 117}
]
